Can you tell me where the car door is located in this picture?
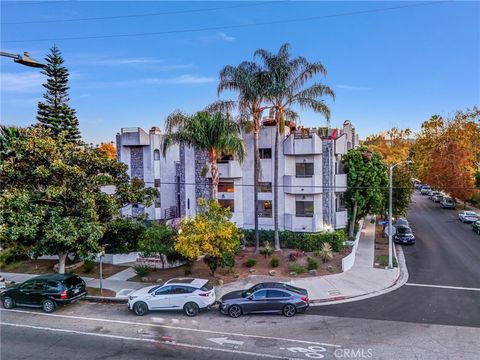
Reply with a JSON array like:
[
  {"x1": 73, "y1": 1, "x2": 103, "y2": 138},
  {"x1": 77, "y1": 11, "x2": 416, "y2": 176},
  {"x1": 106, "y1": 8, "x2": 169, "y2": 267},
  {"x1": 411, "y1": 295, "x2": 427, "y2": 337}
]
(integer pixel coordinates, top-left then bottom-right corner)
[
  {"x1": 168, "y1": 286, "x2": 196, "y2": 309},
  {"x1": 266, "y1": 290, "x2": 290, "y2": 312},
  {"x1": 149, "y1": 285, "x2": 172, "y2": 310},
  {"x1": 244, "y1": 289, "x2": 269, "y2": 313},
  {"x1": 16, "y1": 280, "x2": 41, "y2": 305}
]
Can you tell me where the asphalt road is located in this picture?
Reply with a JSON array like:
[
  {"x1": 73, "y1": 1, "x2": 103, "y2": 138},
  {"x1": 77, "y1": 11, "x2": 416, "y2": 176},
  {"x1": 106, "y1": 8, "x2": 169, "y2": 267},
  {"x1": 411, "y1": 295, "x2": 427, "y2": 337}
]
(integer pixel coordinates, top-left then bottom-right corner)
[{"x1": 309, "y1": 192, "x2": 480, "y2": 327}]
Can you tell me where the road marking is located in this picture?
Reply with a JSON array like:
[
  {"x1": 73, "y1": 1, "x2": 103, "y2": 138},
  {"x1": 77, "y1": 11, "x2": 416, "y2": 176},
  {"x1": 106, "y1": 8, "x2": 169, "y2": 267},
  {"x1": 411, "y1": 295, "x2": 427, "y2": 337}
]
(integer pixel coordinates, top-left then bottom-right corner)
[
  {"x1": 0, "y1": 308, "x2": 340, "y2": 347},
  {"x1": 208, "y1": 337, "x2": 244, "y2": 346},
  {"x1": 0, "y1": 322, "x2": 301, "y2": 360},
  {"x1": 406, "y1": 283, "x2": 480, "y2": 292}
]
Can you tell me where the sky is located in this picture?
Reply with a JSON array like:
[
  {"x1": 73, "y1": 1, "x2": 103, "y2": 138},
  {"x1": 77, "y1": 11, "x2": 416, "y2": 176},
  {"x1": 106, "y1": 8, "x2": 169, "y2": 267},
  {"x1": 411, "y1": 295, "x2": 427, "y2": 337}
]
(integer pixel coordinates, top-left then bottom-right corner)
[{"x1": 1, "y1": 1, "x2": 479, "y2": 144}]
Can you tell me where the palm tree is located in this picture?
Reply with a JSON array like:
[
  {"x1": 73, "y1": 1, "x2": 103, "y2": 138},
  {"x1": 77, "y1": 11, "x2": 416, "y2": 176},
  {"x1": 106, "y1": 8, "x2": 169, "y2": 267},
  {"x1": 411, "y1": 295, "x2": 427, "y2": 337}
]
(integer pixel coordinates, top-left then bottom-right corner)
[
  {"x1": 162, "y1": 108, "x2": 245, "y2": 199},
  {"x1": 218, "y1": 61, "x2": 269, "y2": 253},
  {"x1": 254, "y1": 43, "x2": 335, "y2": 251}
]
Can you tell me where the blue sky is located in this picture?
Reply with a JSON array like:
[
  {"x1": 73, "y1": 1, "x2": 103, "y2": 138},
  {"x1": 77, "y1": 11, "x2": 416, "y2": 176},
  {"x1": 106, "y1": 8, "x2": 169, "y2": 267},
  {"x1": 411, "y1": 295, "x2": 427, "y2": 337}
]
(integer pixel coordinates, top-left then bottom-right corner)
[{"x1": 1, "y1": 1, "x2": 479, "y2": 144}]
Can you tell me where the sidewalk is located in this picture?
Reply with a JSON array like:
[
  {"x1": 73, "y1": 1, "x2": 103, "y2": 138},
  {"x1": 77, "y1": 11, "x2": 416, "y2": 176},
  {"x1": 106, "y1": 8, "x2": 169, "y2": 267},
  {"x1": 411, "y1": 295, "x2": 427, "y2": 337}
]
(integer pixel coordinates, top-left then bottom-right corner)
[{"x1": 1, "y1": 216, "x2": 406, "y2": 304}]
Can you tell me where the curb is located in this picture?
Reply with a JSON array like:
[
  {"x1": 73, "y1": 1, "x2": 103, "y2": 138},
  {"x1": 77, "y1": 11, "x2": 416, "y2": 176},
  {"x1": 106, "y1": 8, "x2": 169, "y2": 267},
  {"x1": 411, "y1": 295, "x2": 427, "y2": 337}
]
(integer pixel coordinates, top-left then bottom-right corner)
[{"x1": 308, "y1": 244, "x2": 409, "y2": 306}]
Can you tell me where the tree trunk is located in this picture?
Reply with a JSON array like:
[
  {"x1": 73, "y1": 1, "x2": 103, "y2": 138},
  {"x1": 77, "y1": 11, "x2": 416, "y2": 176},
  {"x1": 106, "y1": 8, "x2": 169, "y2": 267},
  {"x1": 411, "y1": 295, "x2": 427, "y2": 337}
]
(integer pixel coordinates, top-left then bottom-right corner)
[
  {"x1": 253, "y1": 124, "x2": 260, "y2": 254},
  {"x1": 209, "y1": 150, "x2": 219, "y2": 199},
  {"x1": 348, "y1": 202, "x2": 358, "y2": 240},
  {"x1": 273, "y1": 121, "x2": 280, "y2": 251},
  {"x1": 57, "y1": 253, "x2": 68, "y2": 274}
]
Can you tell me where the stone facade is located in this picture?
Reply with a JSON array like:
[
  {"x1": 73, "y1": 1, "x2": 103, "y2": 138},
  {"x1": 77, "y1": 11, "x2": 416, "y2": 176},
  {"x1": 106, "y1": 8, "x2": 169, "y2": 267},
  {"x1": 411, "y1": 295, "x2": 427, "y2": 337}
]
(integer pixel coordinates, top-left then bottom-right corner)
[{"x1": 129, "y1": 146, "x2": 144, "y2": 180}]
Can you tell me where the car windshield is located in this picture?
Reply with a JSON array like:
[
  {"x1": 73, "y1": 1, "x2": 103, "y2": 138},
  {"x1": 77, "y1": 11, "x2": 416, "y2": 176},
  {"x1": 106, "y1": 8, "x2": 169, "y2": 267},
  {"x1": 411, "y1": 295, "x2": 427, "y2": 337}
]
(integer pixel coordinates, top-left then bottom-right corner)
[
  {"x1": 465, "y1": 212, "x2": 477, "y2": 216},
  {"x1": 397, "y1": 227, "x2": 412, "y2": 235}
]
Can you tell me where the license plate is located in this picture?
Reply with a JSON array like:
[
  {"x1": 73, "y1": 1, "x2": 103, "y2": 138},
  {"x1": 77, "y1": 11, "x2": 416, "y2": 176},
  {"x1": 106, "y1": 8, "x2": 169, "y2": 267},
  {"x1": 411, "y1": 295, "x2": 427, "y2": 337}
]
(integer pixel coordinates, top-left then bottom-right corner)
[{"x1": 74, "y1": 288, "x2": 79, "y2": 294}]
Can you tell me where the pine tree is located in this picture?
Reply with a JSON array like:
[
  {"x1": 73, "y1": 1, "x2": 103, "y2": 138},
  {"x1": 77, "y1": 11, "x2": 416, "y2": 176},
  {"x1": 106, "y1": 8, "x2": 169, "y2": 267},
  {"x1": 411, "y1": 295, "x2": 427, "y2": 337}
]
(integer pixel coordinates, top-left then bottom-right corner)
[{"x1": 37, "y1": 46, "x2": 81, "y2": 142}]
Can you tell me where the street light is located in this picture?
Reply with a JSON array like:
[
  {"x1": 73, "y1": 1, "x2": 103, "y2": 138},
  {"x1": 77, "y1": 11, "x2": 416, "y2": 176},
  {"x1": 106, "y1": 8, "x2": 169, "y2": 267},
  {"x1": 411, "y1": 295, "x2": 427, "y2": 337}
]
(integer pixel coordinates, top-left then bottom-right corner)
[
  {"x1": 388, "y1": 160, "x2": 413, "y2": 269},
  {"x1": 1, "y1": 51, "x2": 46, "y2": 68}
]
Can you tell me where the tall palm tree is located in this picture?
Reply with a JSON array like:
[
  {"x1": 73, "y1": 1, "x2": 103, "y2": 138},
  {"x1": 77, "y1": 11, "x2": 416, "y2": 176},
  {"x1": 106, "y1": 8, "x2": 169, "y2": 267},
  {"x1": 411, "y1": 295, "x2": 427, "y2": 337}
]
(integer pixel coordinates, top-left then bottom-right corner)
[
  {"x1": 162, "y1": 108, "x2": 245, "y2": 200},
  {"x1": 218, "y1": 61, "x2": 269, "y2": 253},
  {"x1": 254, "y1": 43, "x2": 335, "y2": 251}
]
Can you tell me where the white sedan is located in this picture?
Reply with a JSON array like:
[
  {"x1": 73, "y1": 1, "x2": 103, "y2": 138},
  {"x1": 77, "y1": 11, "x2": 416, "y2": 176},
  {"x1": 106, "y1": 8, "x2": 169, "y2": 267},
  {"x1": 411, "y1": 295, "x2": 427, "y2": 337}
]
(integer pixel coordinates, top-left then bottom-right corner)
[
  {"x1": 128, "y1": 278, "x2": 216, "y2": 317},
  {"x1": 458, "y1": 211, "x2": 479, "y2": 223}
]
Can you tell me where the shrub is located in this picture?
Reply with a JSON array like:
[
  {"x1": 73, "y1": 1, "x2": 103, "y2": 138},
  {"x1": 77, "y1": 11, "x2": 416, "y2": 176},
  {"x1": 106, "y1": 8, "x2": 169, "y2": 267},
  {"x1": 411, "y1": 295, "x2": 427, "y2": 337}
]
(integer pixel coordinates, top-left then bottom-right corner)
[
  {"x1": 83, "y1": 260, "x2": 95, "y2": 274},
  {"x1": 222, "y1": 252, "x2": 236, "y2": 270},
  {"x1": 288, "y1": 263, "x2": 306, "y2": 274},
  {"x1": 133, "y1": 263, "x2": 152, "y2": 277},
  {"x1": 184, "y1": 263, "x2": 193, "y2": 276},
  {"x1": 307, "y1": 257, "x2": 319, "y2": 270},
  {"x1": 260, "y1": 241, "x2": 273, "y2": 258},
  {"x1": 288, "y1": 249, "x2": 305, "y2": 262},
  {"x1": 376, "y1": 255, "x2": 398, "y2": 267},
  {"x1": 245, "y1": 258, "x2": 257, "y2": 268},
  {"x1": 270, "y1": 256, "x2": 280, "y2": 268},
  {"x1": 318, "y1": 243, "x2": 334, "y2": 263}
]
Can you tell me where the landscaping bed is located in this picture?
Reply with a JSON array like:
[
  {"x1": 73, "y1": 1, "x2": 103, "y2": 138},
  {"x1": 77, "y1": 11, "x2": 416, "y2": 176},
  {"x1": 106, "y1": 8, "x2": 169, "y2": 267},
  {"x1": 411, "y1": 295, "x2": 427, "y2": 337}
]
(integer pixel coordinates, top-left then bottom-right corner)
[
  {"x1": 86, "y1": 287, "x2": 116, "y2": 297},
  {"x1": 129, "y1": 246, "x2": 349, "y2": 284},
  {"x1": 374, "y1": 220, "x2": 398, "y2": 268}
]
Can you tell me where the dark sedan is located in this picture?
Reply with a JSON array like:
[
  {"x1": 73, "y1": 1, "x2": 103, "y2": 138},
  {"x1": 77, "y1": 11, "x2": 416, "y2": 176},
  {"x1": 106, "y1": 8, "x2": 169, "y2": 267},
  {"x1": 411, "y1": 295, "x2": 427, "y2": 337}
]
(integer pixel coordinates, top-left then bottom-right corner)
[
  {"x1": 473, "y1": 220, "x2": 480, "y2": 235},
  {"x1": 219, "y1": 282, "x2": 309, "y2": 318},
  {"x1": 1, "y1": 273, "x2": 87, "y2": 313},
  {"x1": 393, "y1": 225, "x2": 415, "y2": 245}
]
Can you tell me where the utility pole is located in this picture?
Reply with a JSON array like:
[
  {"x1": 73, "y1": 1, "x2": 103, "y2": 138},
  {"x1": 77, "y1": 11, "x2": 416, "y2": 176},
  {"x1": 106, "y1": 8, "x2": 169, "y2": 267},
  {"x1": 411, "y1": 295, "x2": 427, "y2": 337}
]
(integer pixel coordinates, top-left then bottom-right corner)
[{"x1": 1, "y1": 51, "x2": 46, "y2": 68}]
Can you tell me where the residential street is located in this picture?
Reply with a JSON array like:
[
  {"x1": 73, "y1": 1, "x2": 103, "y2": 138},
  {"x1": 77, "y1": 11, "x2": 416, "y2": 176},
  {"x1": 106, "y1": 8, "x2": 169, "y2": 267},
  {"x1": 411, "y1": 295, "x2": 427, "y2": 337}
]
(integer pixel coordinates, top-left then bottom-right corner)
[{"x1": 309, "y1": 192, "x2": 480, "y2": 328}]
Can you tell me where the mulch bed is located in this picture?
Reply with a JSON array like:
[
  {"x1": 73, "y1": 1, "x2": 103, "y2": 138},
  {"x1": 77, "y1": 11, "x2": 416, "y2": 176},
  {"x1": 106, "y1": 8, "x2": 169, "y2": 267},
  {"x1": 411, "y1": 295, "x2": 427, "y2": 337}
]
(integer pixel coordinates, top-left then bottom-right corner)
[
  {"x1": 86, "y1": 287, "x2": 116, "y2": 297},
  {"x1": 129, "y1": 246, "x2": 350, "y2": 284},
  {"x1": 374, "y1": 220, "x2": 390, "y2": 268}
]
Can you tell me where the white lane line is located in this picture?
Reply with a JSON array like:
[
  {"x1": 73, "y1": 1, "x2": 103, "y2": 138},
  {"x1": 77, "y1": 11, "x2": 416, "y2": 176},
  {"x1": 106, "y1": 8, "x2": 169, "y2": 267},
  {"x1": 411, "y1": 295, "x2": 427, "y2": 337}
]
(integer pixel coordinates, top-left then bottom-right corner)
[
  {"x1": 1, "y1": 322, "x2": 302, "y2": 360},
  {"x1": 406, "y1": 283, "x2": 480, "y2": 291},
  {"x1": 0, "y1": 308, "x2": 340, "y2": 347}
]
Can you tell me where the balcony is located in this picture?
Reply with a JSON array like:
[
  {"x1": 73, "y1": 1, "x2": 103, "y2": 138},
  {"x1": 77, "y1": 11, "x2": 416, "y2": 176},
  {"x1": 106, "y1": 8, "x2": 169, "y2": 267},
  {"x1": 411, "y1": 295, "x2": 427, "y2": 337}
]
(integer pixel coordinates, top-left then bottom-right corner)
[
  {"x1": 119, "y1": 127, "x2": 150, "y2": 146},
  {"x1": 208, "y1": 160, "x2": 242, "y2": 178},
  {"x1": 284, "y1": 213, "x2": 323, "y2": 232},
  {"x1": 335, "y1": 210, "x2": 348, "y2": 229},
  {"x1": 284, "y1": 175, "x2": 322, "y2": 194},
  {"x1": 335, "y1": 174, "x2": 347, "y2": 192},
  {"x1": 284, "y1": 133, "x2": 322, "y2": 155}
]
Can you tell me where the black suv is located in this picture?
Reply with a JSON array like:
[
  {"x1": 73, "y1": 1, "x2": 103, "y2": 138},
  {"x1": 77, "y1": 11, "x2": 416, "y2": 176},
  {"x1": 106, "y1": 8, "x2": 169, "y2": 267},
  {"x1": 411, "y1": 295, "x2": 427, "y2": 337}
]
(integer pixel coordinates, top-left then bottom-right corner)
[{"x1": 1, "y1": 273, "x2": 87, "y2": 313}]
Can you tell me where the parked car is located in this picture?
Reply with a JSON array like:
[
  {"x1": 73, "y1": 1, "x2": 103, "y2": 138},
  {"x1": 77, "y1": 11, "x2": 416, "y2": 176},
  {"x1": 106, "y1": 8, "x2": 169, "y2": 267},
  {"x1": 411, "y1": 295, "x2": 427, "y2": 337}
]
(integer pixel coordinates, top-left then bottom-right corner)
[
  {"x1": 472, "y1": 220, "x2": 480, "y2": 235},
  {"x1": 219, "y1": 282, "x2": 309, "y2": 318},
  {"x1": 420, "y1": 186, "x2": 432, "y2": 195},
  {"x1": 395, "y1": 217, "x2": 410, "y2": 227},
  {"x1": 440, "y1": 197, "x2": 455, "y2": 209},
  {"x1": 432, "y1": 194, "x2": 444, "y2": 203},
  {"x1": 0, "y1": 273, "x2": 87, "y2": 313},
  {"x1": 458, "y1": 211, "x2": 479, "y2": 223},
  {"x1": 429, "y1": 191, "x2": 441, "y2": 200},
  {"x1": 127, "y1": 278, "x2": 215, "y2": 317},
  {"x1": 393, "y1": 225, "x2": 415, "y2": 245}
]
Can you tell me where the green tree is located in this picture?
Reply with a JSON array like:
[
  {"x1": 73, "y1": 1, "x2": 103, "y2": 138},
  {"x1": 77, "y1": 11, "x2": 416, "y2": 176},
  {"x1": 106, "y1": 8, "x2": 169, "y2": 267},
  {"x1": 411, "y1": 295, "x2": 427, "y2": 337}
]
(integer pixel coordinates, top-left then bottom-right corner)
[
  {"x1": 37, "y1": 46, "x2": 80, "y2": 142},
  {"x1": 385, "y1": 165, "x2": 414, "y2": 217},
  {"x1": 0, "y1": 127, "x2": 157, "y2": 273},
  {"x1": 138, "y1": 223, "x2": 178, "y2": 269},
  {"x1": 163, "y1": 108, "x2": 245, "y2": 199},
  {"x1": 100, "y1": 217, "x2": 146, "y2": 254},
  {"x1": 254, "y1": 43, "x2": 335, "y2": 250},
  {"x1": 343, "y1": 147, "x2": 388, "y2": 239},
  {"x1": 175, "y1": 198, "x2": 241, "y2": 276},
  {"x1": 0, "y1": 125, "x2": 27, "y2": 163},
  {"x1": 218, "y1": 61, "x2": 269, "y2": 254}
]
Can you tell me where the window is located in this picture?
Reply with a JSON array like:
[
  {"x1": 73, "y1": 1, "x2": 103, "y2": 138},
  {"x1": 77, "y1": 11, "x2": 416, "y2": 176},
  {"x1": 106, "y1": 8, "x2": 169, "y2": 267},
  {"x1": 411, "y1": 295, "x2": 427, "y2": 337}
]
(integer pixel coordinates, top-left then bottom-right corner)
[
  {"x1": 20, "y1": 281, "x2": 35, "y2": 290},
  {"x1": 218, "y1": 154, "x2": 233, "y2": 163},
  {"x1": 218, "y1": 199, "x2": 234, "y2": 212},
  {"x1": 218, "y1": 182, "x2": 234, "y2": 193},
  {"x1": 257, "y1": 200, "x2": 272, "y2": 218},
  {"x1": 296, "y1": 201, "x2": 314, "y2": 217},
  {"x1": 267, "y1": 290, "x2": 289, "y2": 298},
  {"x1": 171, "y1": 286, "x2": 194, "y2": 294},
  {"x1": 154, "y1": 179, "x2": 160, "y2": 187},
  {"x1": 33, "y1": 281, "x2": 45, "y2": 290},
  {"x1": 45, "y1": 281, "x2": 61, "y2": 292},
  {"x1": 154, "y1": 149, "x2": 160, "y2": 160},
  {"x1": 259, "y1": 148, "x2": 272, "y2": 159},
  {"x1": 296, "y1": 163, "x2": 314, "y2": 177},
  {"x1": 258, "y1": 182, "x2": 272, "y2": 193},
  {"x1": 155, "y1": 286, "x2": 172, "y2": 295},
  {"x1": 155, "y1": 195, "x2": 161, "y2": 208},
  {"x1": 252, "y1": 290, "x2": 267, "y2": 299}
]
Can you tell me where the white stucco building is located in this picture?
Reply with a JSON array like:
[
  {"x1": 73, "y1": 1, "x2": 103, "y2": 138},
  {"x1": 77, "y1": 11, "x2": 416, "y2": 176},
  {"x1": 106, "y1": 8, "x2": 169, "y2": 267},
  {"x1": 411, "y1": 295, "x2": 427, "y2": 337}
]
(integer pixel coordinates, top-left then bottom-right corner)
[{"x1": 116, "y1": 119, "x2": 358, "y2": 232}]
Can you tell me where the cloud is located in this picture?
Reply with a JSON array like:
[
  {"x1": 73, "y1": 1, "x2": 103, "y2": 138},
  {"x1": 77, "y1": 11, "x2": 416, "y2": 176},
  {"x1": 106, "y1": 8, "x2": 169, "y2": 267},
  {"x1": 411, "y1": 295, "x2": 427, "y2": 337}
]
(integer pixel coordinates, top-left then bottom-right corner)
[
  {"x1": 336, "y1": 84, "x2": 371, "y2": 91},
  {"x1": 0, "y1": 72, "x2": 45, "y2": 93},
  {"x1": 198, "y1": 32, "x2": 236, "y2": 43},
  {"x1": 142, "y1": 74, "x2": 217, "y2": 85},
  {"x1": 76, "y1": 74, "x2": 216, "y2": 89},
  {"x1": 216, "y1": 32, "x2": 236, "y2": 42}
]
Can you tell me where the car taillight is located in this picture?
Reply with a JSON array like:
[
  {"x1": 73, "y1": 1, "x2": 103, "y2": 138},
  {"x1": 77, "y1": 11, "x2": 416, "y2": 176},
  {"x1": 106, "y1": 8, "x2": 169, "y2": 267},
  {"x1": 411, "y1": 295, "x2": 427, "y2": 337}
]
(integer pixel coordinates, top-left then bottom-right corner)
[
  {"x1": 60, "y1": 290, "x2": 67, "y2": 299},
  {"x1": 301, "y1": 296, "x2": 309, "y2": 302},
  {"x1": 199, "y1": 292, "x2": 210, "y2": 297}
]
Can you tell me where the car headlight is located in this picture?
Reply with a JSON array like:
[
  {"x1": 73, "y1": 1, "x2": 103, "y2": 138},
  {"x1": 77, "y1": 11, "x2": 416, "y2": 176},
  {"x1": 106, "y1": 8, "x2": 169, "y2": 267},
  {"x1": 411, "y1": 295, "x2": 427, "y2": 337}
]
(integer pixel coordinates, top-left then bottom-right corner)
[{"x1": 129, "y1": 295, "x2": 138, "y2": 301}]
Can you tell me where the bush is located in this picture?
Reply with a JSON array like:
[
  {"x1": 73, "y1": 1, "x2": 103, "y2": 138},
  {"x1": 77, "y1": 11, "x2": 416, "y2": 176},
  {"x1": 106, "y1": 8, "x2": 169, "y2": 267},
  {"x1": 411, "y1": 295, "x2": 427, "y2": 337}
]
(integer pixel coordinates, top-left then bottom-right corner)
[
  {"x1": 133, "y1": 263, "x2": 152, "y2": 277},
  {"x1": 83, "y1": 260, "x2": 95, "y2": 274},
  {"x1": 376, "y1": 255, "x2": 398, "y2": 267},
  {"x1": 101, "y1": 218, "x2": 147, "y2": 254},
  {"x1": 288, "y1": 263, "x2": 306, "y2": 274},
  {"x1": 245, "y1": 258, "x2": 256, "y2": 268},
  {"x1": 222, "y1": 252, "x2": 236, "y2": 269},
  {"x1": 307, "y1": 257, "x2": 319, "y2": 271},
  {"x1": 260, "y1": 241, "x2": 273, "y2": 258},
  {"x1": 270, "y1": 256, "x2": 280, "y2": 268},
  {"x1": 318, "y1": 243, "x2": 334, "y2": 263}
]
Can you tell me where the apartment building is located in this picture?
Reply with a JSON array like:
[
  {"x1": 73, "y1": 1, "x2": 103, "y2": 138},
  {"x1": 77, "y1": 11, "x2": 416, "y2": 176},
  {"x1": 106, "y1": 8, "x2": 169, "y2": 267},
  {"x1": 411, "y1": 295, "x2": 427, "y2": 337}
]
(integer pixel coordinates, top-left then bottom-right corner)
[{"x1": 116, "y1": 119, "x2": 358, "y2": 232}]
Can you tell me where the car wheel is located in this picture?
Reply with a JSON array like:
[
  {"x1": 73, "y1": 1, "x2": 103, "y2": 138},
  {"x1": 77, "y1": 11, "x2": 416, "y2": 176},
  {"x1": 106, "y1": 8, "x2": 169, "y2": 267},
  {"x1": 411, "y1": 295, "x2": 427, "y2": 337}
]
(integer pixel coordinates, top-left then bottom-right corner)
[
  {"x1": 183, "y1": 302, "x2": 200, "y2": 317},
  {"x1": 42, "y1": 299, "x2": 56, "y2": 313},
  {"x1": 282, "y1": 304, "x2": 297, "y2": 317},
  {"x1": 228, "y1": 305, "x2": 242, "y2": 318},
  {"x1": 133, "y1": 301, "x2": 149, "y2": 316},
  {"x1": 2, "y1": 296, "x2": 15, "y2": 309}
]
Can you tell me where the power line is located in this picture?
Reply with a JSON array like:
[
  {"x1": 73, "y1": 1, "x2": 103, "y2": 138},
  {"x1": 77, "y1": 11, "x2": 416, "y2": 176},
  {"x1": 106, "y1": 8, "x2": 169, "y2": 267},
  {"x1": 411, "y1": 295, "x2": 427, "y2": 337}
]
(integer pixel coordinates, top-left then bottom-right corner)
[
  {"x1": 1, "y1": 0, "x2": 75, "y2": 6},
  {"x1": 3, "y1": 1, "x2": 283, "y2": 25},
  {"x1": 3, "y1": 1, "x2": 449, "y2": 44}
]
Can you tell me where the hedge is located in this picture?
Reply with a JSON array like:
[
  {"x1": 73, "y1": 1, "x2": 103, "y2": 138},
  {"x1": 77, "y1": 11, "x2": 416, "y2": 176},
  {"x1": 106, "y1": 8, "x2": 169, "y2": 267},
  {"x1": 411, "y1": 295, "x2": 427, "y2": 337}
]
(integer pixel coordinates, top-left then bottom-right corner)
[{"x1": 241, "y1": 229, "x2": 347, "y2": 252}]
